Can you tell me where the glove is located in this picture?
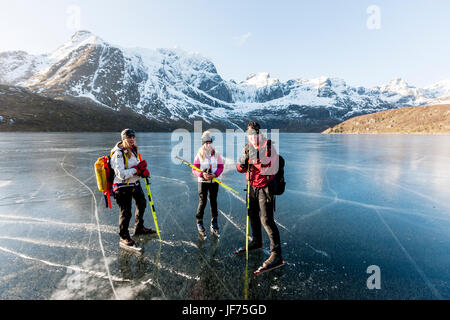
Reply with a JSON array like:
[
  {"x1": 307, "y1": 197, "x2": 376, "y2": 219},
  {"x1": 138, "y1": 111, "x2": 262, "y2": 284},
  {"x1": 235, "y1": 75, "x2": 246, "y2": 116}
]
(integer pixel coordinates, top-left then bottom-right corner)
[
  {"x1": 239, "y1": 163, "x2": 248, "y2": 171},
  {"x1": 137, "y1": 160, "x2": 147, "y2": 171},
  {"x1": 238, "y1": 147, "x2": 249, "y2": 171},
  {"x1": 238, "y1": 146, "x2": 249, "y2": 166},
  {"x1": 132, "y1": 165, "x2": 141, "y2": 176},
  {"x1": 141, "y1": 168, "x2": 150, "y2": 178}
]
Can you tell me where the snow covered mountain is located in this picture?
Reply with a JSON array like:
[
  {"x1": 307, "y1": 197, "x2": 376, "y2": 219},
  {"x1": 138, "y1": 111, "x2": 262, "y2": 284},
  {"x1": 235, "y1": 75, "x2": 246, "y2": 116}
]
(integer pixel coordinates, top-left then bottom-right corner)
[{"x1": 1, "y1": 30, "x2": 449, "y2": 132}]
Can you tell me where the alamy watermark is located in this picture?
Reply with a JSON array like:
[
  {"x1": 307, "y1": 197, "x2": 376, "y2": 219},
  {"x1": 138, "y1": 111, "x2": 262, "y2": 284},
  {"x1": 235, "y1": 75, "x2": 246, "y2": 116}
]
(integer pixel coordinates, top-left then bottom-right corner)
[
  {"x1": 170, "y1": 121, "x2": 280, "y2": 172},
  {"x1": 366, "y1": 265, "x2": 381, "y2": 289},
  {"x1": 66, "y1": 4, "x2": 82, "y2": 31},
  {"x1": 366, "y1": 5, "x2": 381, "y2": 30},
  {"x1": 66, "y1": 266, "x2": 83, "y2": 290}
]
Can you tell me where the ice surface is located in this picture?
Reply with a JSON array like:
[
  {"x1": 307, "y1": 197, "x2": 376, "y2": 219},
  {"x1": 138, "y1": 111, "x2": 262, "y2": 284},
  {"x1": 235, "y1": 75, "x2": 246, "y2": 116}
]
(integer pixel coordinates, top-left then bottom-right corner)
[{"x1": 0, "y1": 132, "x2": 449, "y2": 300}]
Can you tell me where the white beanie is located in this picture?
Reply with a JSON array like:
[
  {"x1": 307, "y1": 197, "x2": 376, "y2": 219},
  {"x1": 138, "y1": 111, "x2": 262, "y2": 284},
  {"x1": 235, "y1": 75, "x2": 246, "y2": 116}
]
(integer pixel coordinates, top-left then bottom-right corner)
[{"x1": 201, "y1": 131, "x2": 213, "y2": 145}]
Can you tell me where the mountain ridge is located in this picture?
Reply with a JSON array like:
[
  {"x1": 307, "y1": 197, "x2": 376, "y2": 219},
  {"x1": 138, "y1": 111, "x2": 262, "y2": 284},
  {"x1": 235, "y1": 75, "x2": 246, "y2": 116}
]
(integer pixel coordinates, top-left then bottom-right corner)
[{"x1": 0, "y1": 30, "x2": 449, "y2": 132}]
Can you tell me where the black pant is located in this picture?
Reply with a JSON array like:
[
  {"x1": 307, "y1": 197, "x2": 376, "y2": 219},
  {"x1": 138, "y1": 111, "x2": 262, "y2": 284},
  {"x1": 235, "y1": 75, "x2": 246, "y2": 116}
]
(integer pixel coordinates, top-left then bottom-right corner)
[
  {"x1": 196, "y1": 182, "x2": 219, "y2": 223},
  {"x1": 248, "y1": 185, "x2": 281, "y2": 257},
  {"x1": 114, "y1": 184, "x2": 147, "y2": 239}
]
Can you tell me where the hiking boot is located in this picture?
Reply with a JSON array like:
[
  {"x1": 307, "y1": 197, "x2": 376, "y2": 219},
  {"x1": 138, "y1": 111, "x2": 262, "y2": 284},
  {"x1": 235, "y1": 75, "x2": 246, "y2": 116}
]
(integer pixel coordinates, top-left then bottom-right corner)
[
  {"x1": 262, "y1": 253, "x2": 283, "y2": 269},
  {"x1": 119, "y1": 237, "x2": 142, "y2": 252},
  {"x1": 197, "y1": 221, "x2": 206, "y2": 231},
  {"x1": 134, "y1": 226, "x2": 157, "y2": 236},
  {"x1": 120, "y1": 237, "x2": 136, "y2": 247},
  {"x1": 197, "y1": 221, "x2": 207, "y2": 239}
]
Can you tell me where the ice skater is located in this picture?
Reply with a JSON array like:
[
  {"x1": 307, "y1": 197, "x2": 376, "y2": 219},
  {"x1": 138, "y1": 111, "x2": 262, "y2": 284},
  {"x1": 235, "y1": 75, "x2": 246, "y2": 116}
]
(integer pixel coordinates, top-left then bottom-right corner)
[
  {"x1": 236, "y1": 122, "x2": 285, "y2": 272},
  {"x1": 111, "y1": 128, "x2": 156, "y2": 251},
  {"x1": 192, "y1": 131, "x2": 224, "y2": 239}
]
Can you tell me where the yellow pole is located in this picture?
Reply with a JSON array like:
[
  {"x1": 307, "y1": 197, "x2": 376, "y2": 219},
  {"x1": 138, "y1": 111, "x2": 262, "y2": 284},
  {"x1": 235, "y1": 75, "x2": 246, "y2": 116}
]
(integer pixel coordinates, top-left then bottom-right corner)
[
  {"x1": 244, "y1": 261, "x2": 249, "y2": 299},
  {"x1": 246, "y1": 179, "x2": 250, "y2": 261},
  {"x1": 244, "y1": 167, "x2": 251, "y2": 297},
  {"x1": 176, "y1": 156, "x2": 240, "y2": 194},
  {"x1": 138, "y1": 154, "x2": 161, "y2": 241}
]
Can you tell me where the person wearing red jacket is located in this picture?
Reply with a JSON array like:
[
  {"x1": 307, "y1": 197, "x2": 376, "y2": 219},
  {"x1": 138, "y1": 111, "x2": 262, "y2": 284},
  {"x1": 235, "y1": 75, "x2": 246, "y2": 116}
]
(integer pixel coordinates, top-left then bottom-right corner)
[{"x1": 236, "y1": 122, "x2": 283, "y2": 269}]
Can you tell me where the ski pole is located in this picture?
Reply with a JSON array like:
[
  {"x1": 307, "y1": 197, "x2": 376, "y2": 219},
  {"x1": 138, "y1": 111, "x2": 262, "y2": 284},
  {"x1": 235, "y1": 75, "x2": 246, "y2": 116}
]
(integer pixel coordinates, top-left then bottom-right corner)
[
  {"x1": 246, "y1": 168, "x2": 250, "y2": 261},
  {"x1": 138, "y1": 154, "x2": 161, "y2": 241},
  {"x1": 244, "y1": 261, "x2": 249, "y2": 300},
  {"x1": 244, "y1": 164, "x2": 251, "y2": 297},
  {"x1": 176, "y1": 156, "x2": 239, "y2": 194}
]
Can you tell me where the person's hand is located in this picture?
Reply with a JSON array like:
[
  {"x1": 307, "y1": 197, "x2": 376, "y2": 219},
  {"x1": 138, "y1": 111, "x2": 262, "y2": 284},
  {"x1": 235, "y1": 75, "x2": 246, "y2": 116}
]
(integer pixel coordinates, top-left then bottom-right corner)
[
  {"x1": 238, "y1": 151, "x2": 249, "y2": 166},
  {"x1": 202, "y1": 172, "x2": 210, "y2": 180},
  {"x1": 208, "y1": 174, "x2": 216, "y2": 180},
  {"x1": 137, "y1": 160, "x2": 147, "y2": 171},
  {"x1": 141, "y1": 168, "x2": 150, "y2": 178},
  {"x1": 132, "y1": 166, "x2": 141, "y2": 176},
  {"x1": 238, "y1": 145, "x2": 250, "y2": 170}
]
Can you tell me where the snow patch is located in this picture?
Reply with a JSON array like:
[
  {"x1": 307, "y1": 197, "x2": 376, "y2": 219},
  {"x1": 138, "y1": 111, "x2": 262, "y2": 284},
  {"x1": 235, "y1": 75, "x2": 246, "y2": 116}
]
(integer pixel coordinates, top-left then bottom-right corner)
[
  {"x1": 245, "y1": 72, "x2": 279, "y2": 88},
  {"x1": 49, "y1": 30, "x2": 104, "y2": 62}
]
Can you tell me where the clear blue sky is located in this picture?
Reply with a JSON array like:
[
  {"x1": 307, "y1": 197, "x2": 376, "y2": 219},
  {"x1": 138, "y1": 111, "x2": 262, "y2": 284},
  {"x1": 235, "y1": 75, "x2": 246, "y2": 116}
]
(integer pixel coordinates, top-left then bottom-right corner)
[{"x1": 1, "y1": 0, "x2": 449, "y2": 87}]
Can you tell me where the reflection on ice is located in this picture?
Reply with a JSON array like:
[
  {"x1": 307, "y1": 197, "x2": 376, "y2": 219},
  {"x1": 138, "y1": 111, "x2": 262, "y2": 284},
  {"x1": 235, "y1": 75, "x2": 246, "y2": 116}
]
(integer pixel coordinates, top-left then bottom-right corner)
[{"x1": 0, "y1": 181, "x2": 12, "y2": 188}]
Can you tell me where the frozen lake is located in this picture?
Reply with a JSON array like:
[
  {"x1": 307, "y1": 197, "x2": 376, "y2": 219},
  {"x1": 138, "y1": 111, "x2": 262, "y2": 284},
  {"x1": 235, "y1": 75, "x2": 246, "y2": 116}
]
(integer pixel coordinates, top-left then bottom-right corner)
[{"x1": 0, "y1": 132, "x2": 449, "y2": 300}]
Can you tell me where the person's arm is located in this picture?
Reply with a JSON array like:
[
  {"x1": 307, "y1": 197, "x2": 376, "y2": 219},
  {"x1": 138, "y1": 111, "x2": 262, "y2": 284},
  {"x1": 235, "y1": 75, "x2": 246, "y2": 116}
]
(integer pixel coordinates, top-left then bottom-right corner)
[
  {"x1": 213, "y1": 154, "x2": 224, "y2": 177},
  {"x1": 261, "y1": 143, "x2": 279, "y2": 176},
  {"x1": 192, "y1": 155, "x2": 204, "y2": 178},
  {"x1": 236, "y1": 145, "x2": 249, "y2": 173},
  {"x1": 111, "y1": 150, "x2": 137, "y2": 181}
]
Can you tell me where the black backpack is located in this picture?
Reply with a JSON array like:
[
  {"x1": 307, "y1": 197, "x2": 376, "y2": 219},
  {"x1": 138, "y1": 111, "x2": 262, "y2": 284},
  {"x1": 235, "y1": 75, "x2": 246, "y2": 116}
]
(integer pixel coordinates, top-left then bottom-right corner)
[
  {"x1": 272, "y1": 155, "x2": 286, "y2": 195},
  {"x1": 265, "y1": 140, "x2": 285, "y2": 196}
]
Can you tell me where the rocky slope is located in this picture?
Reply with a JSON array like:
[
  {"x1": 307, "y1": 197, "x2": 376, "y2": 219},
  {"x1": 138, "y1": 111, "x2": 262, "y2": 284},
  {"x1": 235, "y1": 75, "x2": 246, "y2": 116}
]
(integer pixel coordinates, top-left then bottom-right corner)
[
  {"x1": 322, "y1": 104, "x2": 450, "y2": 134},
  {"x1": 0, "y1": 85, "x2": 177, "y2": 132}
]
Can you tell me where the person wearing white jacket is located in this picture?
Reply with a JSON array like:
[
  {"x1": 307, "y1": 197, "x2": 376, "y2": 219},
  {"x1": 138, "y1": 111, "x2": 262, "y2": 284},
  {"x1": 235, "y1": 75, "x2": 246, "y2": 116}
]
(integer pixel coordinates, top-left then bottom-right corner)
[
  {"x1": 192, "y1": 131, "x2": 224, "y2": 238},
  {"x1": 111, "y1": 128, "x2": 155, "y2": 249}
]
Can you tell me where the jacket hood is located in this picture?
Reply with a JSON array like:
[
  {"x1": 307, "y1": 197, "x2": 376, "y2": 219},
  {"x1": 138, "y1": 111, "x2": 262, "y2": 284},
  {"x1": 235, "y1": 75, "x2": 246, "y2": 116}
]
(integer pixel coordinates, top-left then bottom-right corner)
[
  {"x1": 111, "y1": 141, "x2": 123, "y2": 154},
  {"x1": 111, "y1": 142, "x2": 138, "y2": 158}
]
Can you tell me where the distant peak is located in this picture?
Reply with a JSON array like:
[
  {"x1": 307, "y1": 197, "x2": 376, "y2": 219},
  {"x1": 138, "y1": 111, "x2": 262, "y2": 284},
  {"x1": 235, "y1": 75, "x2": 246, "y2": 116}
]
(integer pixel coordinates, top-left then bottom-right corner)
[
  {"x1": 0, "y1": 50, "x2": 28, "y2": 57},
  {"x1": 247, "y1": 72, "x2": 270, "y2": 80},
  {"x1": 71, "y1": 30, "x2": 93, "y2": 38},
  {"x1": 388, "y1": 77, "x2": 408, "y2": 86},
  {"x1": 245, "y1": 72, "x2": 278, "y2": 87},
  {"x1": 49, "y1": 30, "x2": 103, "y2": 61},
  {"x1": 69, "y1": 30, "x2": 102, "y2": 44},
  {"x1": 424, "y1": 78, "x2": 450, "y2": 94}
]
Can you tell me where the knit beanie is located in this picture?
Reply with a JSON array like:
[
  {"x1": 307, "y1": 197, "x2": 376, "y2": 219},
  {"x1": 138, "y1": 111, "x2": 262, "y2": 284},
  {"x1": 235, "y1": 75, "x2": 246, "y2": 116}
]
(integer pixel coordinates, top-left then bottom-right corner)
[{"x1": 201, "y1": 131, "x2": 213, "y2": 145}]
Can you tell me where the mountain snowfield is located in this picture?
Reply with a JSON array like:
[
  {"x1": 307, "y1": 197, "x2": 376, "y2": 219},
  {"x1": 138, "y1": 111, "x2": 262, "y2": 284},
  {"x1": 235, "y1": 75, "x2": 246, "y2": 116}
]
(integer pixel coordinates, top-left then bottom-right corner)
[{"x1": 1, "y1": 30, "x2": 449, "y2": 131}]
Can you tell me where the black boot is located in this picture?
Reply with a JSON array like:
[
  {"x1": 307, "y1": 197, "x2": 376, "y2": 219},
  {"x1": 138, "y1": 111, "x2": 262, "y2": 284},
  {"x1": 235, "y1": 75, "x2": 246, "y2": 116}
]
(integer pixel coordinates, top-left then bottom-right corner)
[
  {"x1": 262, "y1": 253, "x2": 283, "y2": 269},
  {"x1": 248, "y1": 240, "x2": 263, "y2": 251},
  {"x1": 210, "y1": 219, "x2": 220, "y2": 237},
  {"x1": 133, "y1": 226, "x2": 157, "y2": 236},
  {"x1": 119, "y1": 237, "x2": 142, "y2": 252},
  {"x1": 197, "y1": 221, "x2": 207, "y2": 239},
  {"x1": 120, "y1": 237, "x2": 135, "y2": 247},
  {"x1": 234, "y1": 240, "x2": 263, "y2": 254}
]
